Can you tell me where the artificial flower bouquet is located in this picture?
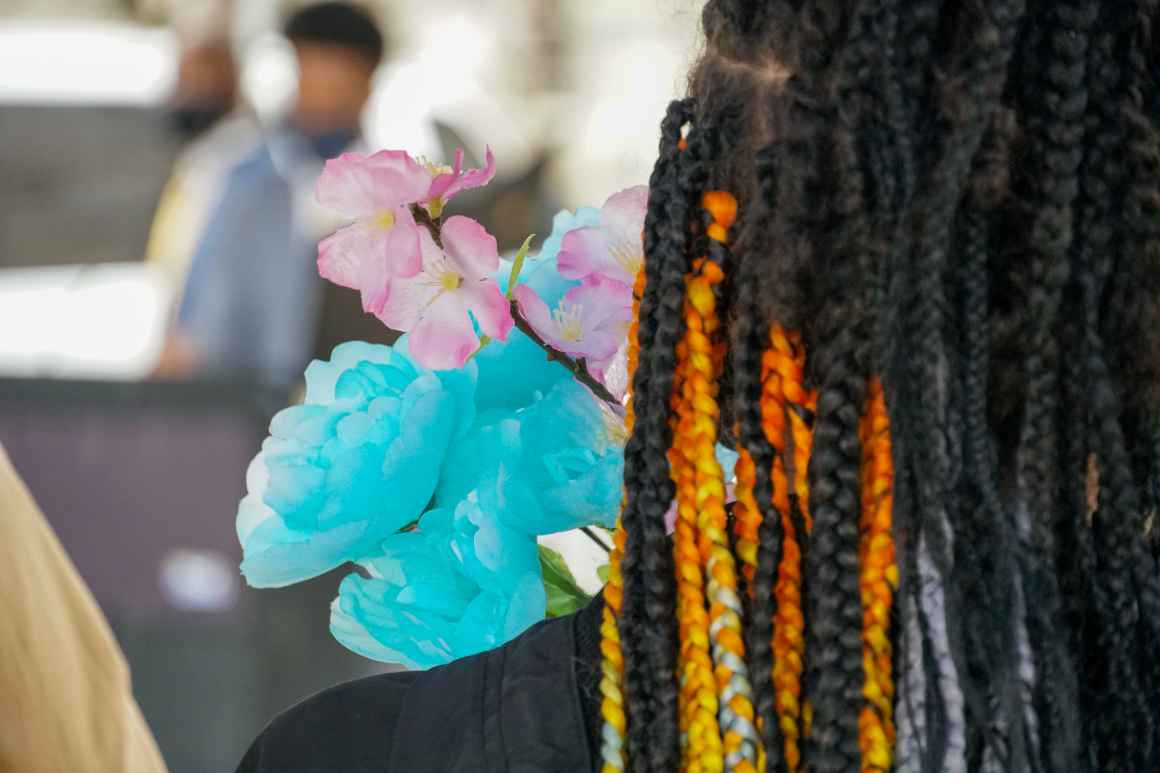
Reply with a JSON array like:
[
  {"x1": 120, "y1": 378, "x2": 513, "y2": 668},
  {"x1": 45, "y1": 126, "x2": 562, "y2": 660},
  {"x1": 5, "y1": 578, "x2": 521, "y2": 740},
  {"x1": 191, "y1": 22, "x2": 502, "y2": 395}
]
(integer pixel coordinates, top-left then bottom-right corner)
[{"x1": 236, "y1": 147, "x2": 734, "y2": 669}]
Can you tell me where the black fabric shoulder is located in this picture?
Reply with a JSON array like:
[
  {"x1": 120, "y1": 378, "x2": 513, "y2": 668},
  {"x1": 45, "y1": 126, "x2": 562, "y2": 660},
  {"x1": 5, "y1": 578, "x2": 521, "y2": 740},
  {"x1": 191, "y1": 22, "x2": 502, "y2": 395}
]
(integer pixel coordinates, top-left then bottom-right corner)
[
  {"x1": 235, "y1": 670, "x2": 420, "y2": 773},
  {"x1": 234, "y1": 594, "x2": 605, "y2": 773}
]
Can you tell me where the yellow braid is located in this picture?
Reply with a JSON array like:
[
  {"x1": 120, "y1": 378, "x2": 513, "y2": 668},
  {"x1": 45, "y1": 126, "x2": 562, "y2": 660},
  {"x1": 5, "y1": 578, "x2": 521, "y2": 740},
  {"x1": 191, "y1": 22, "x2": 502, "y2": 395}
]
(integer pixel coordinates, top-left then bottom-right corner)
[
  {"x1": 673, "y1": 317, "x2": 726, "y2": 771},
  {"x1": 679, "y1": 191, "x2": 760, "y2": 773},
  {"x1": 857, "y1": 377, "x2": 897, "y2": 772},
  {"x1": 598, "y1": 270, "x2": 645, "y2": 772}
]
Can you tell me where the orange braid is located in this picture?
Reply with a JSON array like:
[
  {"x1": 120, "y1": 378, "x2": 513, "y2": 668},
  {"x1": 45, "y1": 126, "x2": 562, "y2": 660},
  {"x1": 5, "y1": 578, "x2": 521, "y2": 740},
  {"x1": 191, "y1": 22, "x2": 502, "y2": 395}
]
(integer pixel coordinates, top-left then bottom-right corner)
[
  {"x1": 763, "y1": 325, "x2": 808, "y2": 772},
  {"x1": 733, "y1": 449, "x2": 761, "y2": 590},
  {"x1": 672, "y1": 300, "x2": 725, "y2": 770},
  {"x1": 674, "y1": 191, "x2": 760, "y2": 773},
  {"x1": 857, "y1": 377, "x2": 897, "y2": 772},
  {"x1": 599, "y1": 268, "x2": 646, "y2": 772}
]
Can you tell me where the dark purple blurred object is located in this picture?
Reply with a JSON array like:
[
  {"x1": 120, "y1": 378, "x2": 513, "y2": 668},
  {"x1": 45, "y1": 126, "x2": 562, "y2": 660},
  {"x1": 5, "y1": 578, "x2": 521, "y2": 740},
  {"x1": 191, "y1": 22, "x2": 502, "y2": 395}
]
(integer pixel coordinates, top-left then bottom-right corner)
[
  {"x1": 0, "y1": 378, "x2": 270, "y2": 612},
  {"x1": 0, "y1": 378, "x2": 385, "y2": 773}
]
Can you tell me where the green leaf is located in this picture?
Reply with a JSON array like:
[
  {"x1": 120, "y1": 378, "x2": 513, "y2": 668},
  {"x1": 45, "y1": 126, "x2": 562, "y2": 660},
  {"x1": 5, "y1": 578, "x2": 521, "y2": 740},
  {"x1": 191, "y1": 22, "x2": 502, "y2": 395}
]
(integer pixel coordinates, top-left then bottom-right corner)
[
  {"x1": 539, "y1": 544, "x2": 591, "y2": 617},
  {"x1": 505, "y1": 233, "x2": 537, "y2": 300},
  {"x1": 596, "y1": 563, "x2": 610, "y2": 584}
]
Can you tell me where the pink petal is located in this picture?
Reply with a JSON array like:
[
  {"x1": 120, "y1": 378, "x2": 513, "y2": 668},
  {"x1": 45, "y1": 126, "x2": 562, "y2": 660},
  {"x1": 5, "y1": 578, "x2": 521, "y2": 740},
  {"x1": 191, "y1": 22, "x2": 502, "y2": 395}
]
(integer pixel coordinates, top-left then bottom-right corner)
[
  {"x1": 316, "y1": 150, "x2": 430, "y2": 217},
  {"x1": 569, "y1": 277, "x2": 634, "y2": 327},
  {"x1": 600, "y1": 186, "x2": 649, "y2": 251},
  {"x1": 556, "y1": 226, "x2": 618, "y2": 283},
  {"x1": 460, "y1": 280, "x2": 514, "y2": 342},
  {"x1": 318, "y1": 223, "x2": 392, "y2": 314},
  {"x1": 427, "y1": 147, "x2": 497, "y2": 204},
  {"x1": 380, "y1": 207, "x2": 423, "y2": 276},
  {"x1": 362, "y1": 149, "x2": 435, "y2": 209},
  {"x1": 572, "y1": 278, "x2": 633, "y2": 363},
  {"x1": 558, "y1": 185, "x2": 647, "y2": 285},
  {"x1": 318, "y1": 222, "x2": 374, "y2": 289},
  {"x1": 445, "y1": 146, "x2": 496, "y2": 201},
  {"x1": 317, "y1": 208, "x2": 420, "y2": 307},
  {"x1": 408, "y1": 293, "x2": 480, "y2": 370},
  {"x1": 441, "y1": 216, "x2": 500, "y2": 279},
  {"x1": 374, "y1": 229, "x2": 445, "y2": 330},
  {"x1": 425, "y1": 148, "x2": 464, "y2": 203},
  {"x1": 664, "y1": 501, "x2": 677, "y2": 535},
  {"x1": 512, "y1": 284, "x2": 559, "y2": 347}
]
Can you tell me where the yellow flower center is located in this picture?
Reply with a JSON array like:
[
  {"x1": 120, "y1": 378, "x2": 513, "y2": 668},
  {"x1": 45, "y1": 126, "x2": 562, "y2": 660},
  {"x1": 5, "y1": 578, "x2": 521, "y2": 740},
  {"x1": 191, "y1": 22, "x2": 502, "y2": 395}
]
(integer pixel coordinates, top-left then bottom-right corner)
[
  {"x1": 419, "y1": 157, "x2": 453, "y2": 176},
  {"x1": 552, "y1": 302, "x2": 584, "y2": 343},
  {"x1": 440, "y1": 272, "x2": 462, "y2": 291},
  {"x1": 376, "y1": 211, "x2": 397, "y2": 230},
  {"x1": 426, "y1": 196, "x2": 445, "y2": 219}
]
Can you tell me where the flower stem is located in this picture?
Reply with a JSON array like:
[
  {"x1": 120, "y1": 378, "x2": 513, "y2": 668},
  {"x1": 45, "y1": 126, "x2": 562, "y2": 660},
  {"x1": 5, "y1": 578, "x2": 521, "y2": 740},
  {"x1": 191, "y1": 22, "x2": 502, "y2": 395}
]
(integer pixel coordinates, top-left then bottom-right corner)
[
  {"x1": 509, "y1": 302, "x2": 621, "y2": 407},
  {"x1": 581, "y1": 526, "x2": 612, "y2": 554}
]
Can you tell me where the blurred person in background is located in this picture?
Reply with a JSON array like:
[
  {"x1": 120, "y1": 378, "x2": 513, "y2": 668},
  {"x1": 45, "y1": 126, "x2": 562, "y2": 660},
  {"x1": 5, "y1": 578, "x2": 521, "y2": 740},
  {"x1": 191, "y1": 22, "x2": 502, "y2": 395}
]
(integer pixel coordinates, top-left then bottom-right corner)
[
  {"x1": 146, "y1": 1, "x2": 259, "y2": 312},
  {"x1": 154, "y1": 2, "x2": 385, "y2": 389},
  {"x1": 0, "y1": 444, "x2": 167, "y2": 773}
]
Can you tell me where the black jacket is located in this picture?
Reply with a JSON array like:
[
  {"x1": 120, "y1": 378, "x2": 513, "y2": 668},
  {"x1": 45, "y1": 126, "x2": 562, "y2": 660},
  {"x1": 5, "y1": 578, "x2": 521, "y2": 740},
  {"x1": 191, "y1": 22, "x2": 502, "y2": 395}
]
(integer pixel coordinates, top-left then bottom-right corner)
[{"x1": 236, "y1": 596, "x2": 604, "y2": 772}]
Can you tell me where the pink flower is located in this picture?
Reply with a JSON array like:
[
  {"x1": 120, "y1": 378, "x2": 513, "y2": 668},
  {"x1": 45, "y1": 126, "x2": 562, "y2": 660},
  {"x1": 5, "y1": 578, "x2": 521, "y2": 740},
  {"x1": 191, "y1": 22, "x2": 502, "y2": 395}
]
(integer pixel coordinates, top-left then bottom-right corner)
[
  {"x1": 421, "y1": 147, "x2": 497, "y2": 218},
  {"x1": 513, "y1": 276, "x2": 632, "y2": 369},
  {"x1": 314, "y1": 147, "x2": 499, "y2": 309},
  {"x1": 316, "y1": 150, "x2": 433, "y2": 309},
  {"x1": 557, "y1": 186, "x2": 648, "y2": 288},
  {"x1": 377, "y1": 216, "x2": 513, "y2": 370}
]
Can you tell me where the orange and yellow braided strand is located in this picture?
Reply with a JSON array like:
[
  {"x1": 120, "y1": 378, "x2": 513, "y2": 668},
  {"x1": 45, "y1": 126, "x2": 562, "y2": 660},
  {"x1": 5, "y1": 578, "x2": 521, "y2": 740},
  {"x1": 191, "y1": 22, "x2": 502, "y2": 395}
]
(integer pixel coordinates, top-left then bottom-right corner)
[
  {"x1": 732, "y1": 448, "x2": 761, "y2": 591},
  {"x1": 857, "y1": 377, "x2": 897, "y2": 772},
  {"x1": 599, "y1": 269, "x2": 646, "y2": 772},
  {"x1": 680, "y1": 192, "x2": 760, "y2": 773},
  {"x1": 671, "y1": 287, "x2": 725, "y2": 770},
  {"x1": 763, "y1": 326, "x2": 806, "y2": 772}
]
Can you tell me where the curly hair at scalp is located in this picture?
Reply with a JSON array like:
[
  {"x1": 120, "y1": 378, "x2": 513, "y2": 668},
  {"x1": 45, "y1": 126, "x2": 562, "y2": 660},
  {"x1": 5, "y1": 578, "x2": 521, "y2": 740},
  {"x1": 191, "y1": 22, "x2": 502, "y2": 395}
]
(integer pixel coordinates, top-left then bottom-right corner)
[{"x1": 601, "y1": 0, "x2": 1160, "y2": 771}]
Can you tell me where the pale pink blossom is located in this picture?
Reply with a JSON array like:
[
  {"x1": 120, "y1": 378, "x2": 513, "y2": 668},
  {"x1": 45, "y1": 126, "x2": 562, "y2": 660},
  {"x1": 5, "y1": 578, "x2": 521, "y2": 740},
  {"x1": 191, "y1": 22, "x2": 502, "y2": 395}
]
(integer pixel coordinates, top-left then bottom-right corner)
[
  {"x1": 421, "y1": 147, "x2": 497, "y2": 217},
  {"x1": 513, "y1": 276, "x2": 632, "y2": 368},
  {"x1": 377, "y1": 216, "x2": 513, "y2": 370},
  {"x1": 316, "y1": 150, "x2": 433, "y2": 305},
  {"x1": 557, "y1": 186, "x2": 648, "y2": 288}
]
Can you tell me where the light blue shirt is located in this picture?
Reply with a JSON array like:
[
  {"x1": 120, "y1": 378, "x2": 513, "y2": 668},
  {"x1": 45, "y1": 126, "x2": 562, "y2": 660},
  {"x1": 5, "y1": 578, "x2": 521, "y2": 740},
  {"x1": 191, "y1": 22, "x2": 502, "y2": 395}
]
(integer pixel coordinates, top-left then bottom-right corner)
[{"x1": 178, "y1": 131, "x2": 327, "y2": 389}]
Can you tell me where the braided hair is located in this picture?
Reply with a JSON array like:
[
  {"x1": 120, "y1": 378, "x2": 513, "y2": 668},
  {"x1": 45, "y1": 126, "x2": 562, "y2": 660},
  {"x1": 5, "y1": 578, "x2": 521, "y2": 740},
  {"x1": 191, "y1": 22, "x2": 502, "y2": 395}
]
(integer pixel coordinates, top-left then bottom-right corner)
[{"x1": 598, "y1": 1, "x2": 1160, "y2": 771}]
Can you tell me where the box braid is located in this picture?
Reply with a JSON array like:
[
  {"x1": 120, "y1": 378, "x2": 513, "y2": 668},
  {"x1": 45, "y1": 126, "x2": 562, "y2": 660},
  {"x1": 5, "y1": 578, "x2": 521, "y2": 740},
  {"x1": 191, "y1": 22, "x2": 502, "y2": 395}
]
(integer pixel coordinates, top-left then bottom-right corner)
[
  {"x1": 1073, "y1": 2, "x2": 1160, "y2": 767},
  {"x1": 949, "y1": 112, "x2": 1032, "y2": 773},
  {"x1": 600, "y1": 1, "x2": 1160, "y2": 772},
  {"x1": 1003, "y1": 4, "x2": 1099, "y2": 771},
  {"x1": 618, "y1": 98, "x2": 699, "y2": 773}
]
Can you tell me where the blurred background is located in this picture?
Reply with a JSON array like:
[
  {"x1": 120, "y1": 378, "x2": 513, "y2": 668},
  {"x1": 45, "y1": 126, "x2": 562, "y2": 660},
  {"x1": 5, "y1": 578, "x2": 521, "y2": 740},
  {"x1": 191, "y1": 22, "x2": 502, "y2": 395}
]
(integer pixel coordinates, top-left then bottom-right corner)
[{"x1": 0, "y1": 0, "x2": 703, "y2": 769}]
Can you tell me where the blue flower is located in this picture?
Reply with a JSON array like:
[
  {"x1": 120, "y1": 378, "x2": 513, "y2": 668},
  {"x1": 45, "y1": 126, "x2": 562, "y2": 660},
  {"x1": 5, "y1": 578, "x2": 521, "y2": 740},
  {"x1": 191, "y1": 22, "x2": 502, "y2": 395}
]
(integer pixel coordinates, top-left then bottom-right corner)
[
  {"x1": 236, "y1": 340, "x2": 477, "y2": 587},
  {"x1": 329, "y1": 474, "x2": 545, "y2": 669},
  {"x1": 437, "y1": 378, "x2": 623, "y2": 535},
  {"x1": 508, "y1": 379, "x2": 624, "y2": 533}
]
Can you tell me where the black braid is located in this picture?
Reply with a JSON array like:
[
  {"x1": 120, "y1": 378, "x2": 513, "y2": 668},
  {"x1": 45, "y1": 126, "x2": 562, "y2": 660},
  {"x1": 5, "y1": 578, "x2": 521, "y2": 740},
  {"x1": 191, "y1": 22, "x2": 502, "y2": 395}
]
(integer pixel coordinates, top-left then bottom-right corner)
[
  {"x1": 798, "y1": 15, "x2": 876, "y2": 773},
  {"x1": 620, "y1": 98, "x2": 691, "y2": 772},
  {"x1": 952, "y1": 118, "x2": 1030, "y2": 769},
  {"x1": 1066, "y1": 3, "x2": 1138, "y2": 767},
  {"x1": 1007, "y1": 3, "x2": 1097, "y2": 769},
  {"x1": 735, "y1": 144, "x2": 787, "y2": 770}
]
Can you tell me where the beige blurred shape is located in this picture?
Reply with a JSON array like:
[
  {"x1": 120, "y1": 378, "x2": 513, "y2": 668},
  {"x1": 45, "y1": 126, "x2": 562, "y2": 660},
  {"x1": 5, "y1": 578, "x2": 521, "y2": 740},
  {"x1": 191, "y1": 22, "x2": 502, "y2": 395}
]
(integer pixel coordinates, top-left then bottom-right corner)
[{"x1": 0, "y1": 445, "x2": 168, "y2": 773}]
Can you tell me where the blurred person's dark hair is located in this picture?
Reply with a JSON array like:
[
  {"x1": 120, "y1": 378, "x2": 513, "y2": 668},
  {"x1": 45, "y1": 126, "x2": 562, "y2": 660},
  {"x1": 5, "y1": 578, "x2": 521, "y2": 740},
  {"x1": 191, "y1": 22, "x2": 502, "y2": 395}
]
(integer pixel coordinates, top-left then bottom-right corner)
[
  {"x1": 170, "y1": 40, "x2": 238, "y2": 137},
  {"x1": 282, "y1": 2, "x2": 386, "y2": 143},
  {"x1": 168, "y1": 3, "x2": 238, "y2": 138},
  {"x1": 283, "y1": 2, "x2": 385, "y2": 69}
]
